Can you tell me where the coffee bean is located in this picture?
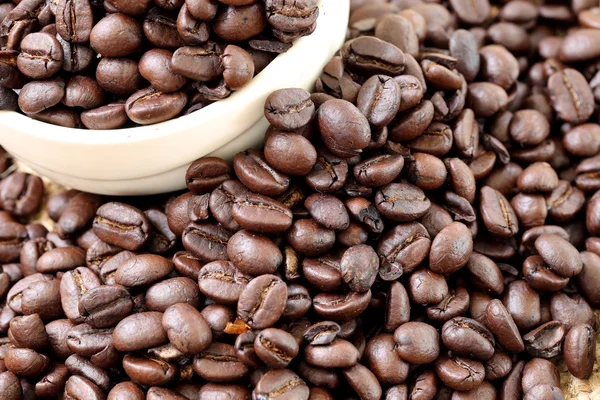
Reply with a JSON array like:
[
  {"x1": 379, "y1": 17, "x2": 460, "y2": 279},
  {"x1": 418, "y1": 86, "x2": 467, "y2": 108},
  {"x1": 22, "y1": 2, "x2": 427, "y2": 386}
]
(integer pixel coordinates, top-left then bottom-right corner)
[
  {"x1": 548, "y1": 68, "x2": 594, "y2": 124},
  {"x1": 0, "y1": 172, "x2": 44, "y2": 218},
  {"x1": 426, "y1": 286, "x2": 469, "y2": 323},
  {"x1": 264, "y1": 88, "x2": 314, "y2": 130},
  {"x1": 286, "y1": 219, "x2": 335, "y2": 257},
  {"x1": 107, "y1": 381, "x2": 145, "y2": 400},
  {"x1": 253, "y1": 369, "x2": 309, "y2": 400},
  {"x1": 145, "y1": 277, "x2": 201, "y2": 311},
  {"x1": 114, "y1": 254, "x2": 173, "y2": 287},
  {"x1": 229, "y1": 230, "x2": 282, "y2": 274},
  {"x1": 429, "y1": 222, "x2": 473, "y2": 275},
  {"x1": 393, "y1": 322, "x2": 439, "y2": 364},
  {"x1": 36, "y1": 246, "x2": 86, "y2": 273},
  {"x1": 64, "y1": 375, "x2": 105, "y2": 400},
  {"x1": 17, "y1": 32, "x2": 63, "y2": 79},
  {"x1": 375, "y1": 182, "x2": 431, "y2": 222},
  {"x1": 65, "y1": 354, "x2": 111, "y2": 391},
  {"x1": 550, "y1": 292, "x2": 595, "y2": 331},
  {"x1": 442, "y1": 317, "x2": 495, "y2": 361},
  {"x1": 408, "y1": 268, "x2": 449, "y2": 305},
  {"x1": 485, "y1": 298, "x2": 525, "y2": 353},
  {"x1": 318, "y1": 99, "x2": 371, "y2": 158},
  {"x1": 377, "y1": 222, "x2": 430, "y2": 280},
  {"x1": 90, "y1": 13, "x2": 142, "y2": 57},
  {"x1": 5, "y1": 347, "x2": 50, "y2": 377},
  {"x1": 479, "y1": 186, "x2": 519, "y2": 238},
  {"x1": 113, "y1": 311, "x2": 168, "y2": 352},
  {"x1": 434, "y1": 354, "x2": 485, "y2": 391},
  {"x1": 237, "y1": 274, "x2": 287, "y2": 329},
  {"x1": 194, "y1": 342, "x2": 249, "y2": 382},
  {"x1": 182, "y1": 222, "x2": 232, "y2": 262},
  {"x1": 559, "y1": 28, "x2": 600, "y2": 62},
  {"x1": 564, "y1": 323, "x2": 595, "y2": 379},
  {"x1": 35, "y1": 363, "x2": 69, "y2": 398},
  {"x1": 354, "y1": 154, "x2": 404, "y2": 188},
  {"x1": 523, "y1": 320, "x2": 565, "y2": 359},
  {"x1": 9, "y1": 314, "x2": 48, "y2": 350},
  {"x1": 522, "y1": 358, "x2": 560, "y2": 394},
  {"x1": 339, "y1": 245, "x2": 378, "y2": 293},
  {"x1": 343, "y1": 36, "x2": 405, "y2": 76},
  {"x1": 125, "y1": 87, "x2": 187, "y2": 125},
  {"x1": 313, "y1": 291, "x2": 371, "y2": 321},
  {"x1": 233, "y1": 149, "x2": 290, "y2": 196},
  {"x1": 264, "y1": 131, "x2": 318, "y2": 176}
]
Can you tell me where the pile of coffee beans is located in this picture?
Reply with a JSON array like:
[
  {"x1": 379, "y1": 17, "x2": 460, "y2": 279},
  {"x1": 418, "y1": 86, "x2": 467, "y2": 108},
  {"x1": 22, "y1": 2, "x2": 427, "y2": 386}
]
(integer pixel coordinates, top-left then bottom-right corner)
[
  {"x1": 2, "y1": 0, "x2": 600, "y2": 399},
  {"x1": 0, "y1": 0, "x2": 320, "y2": 129}
]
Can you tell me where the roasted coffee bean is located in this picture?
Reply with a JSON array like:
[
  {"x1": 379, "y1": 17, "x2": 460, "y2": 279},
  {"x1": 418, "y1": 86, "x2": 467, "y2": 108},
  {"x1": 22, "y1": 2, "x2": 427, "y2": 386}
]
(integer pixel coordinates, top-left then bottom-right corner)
[
  {"x1": 303, "y1": 194, "x2": 349, "y2": 231},
  {"x1": 36, "y1": 246, "x2": 85, "y2": 273},
  {"x1": 534, "y1": 234, "x2": 582, "y2": 278},
  {"x1": 318, "y1": 99, "x2": 371, "y2": 158},
  {"x1": 126, "y1": 87, "x2": 187, "y2": 125},
  {"x1": 550, "y1": 292, "x2": 596, "y2": 331},
  {"x1": 522, "y1": 358, "x2": 561, "y2": 394},
  {"x1": 193, "y1": 342, "x2": 249, "y2": 382},
  {"x1": 0, "y1": 222, "x2": 28, "y2": 263},
  {"x1": 302, "y1": 255, "x2": 342, "y2": 292},
  {"x1": 90, "y1": 13, "x2": 142, "y2": 57},
  {"x1": 483, "y1": 351, "x2": 512, "y2": 381},
  {"x1": 0, "y1": 173, "x2": 44, "y2": 218},
  {"x1": 375, "y1": 182, "x2": 430, "y2": 222},
  {"x1": 238, "y1": 274, "x2": 287, "y2": 329},
  {"x1": 35, "y1": 363, "x2": 69, "y2": 398},
  {"x1": 426, "y1": 286, "x2": 469, "y2": 323},
  {"x1": 408, "y1": 268, "x2": 448, "y2": 305},
  {"x1": 313, "y1": 291, "x2": 371, "y2": 321},
  {"x1": 286, "y1": 219, "x2": 335, "y2": 257},
  {"x1": 441, "y1": 317, "x2": 495, "y2": 361},
  {"x1": 8, "y1": 314, "x2": 48, "y2": 350},
  {"x1": 522, "y1": 255, "x2": 569, "y2": 292},
  {"x1": 79, "y1": 284, "x2": 133, "y2": 328},
  {"x1": 342, "y1": 36, "x2": 405, "y2": 76},
  {"x1": 253, "y1": 369, "x2": 309, "y2": 400},
  {"x1": 434, "y1": 354, "x2": 485, "y2": 392},
  {"x1": 4, "y1": 348, "x2": 50, "y2": 377},
  {"x1": 227, "y1": 229, "x2": 282, "y2": 275},
  {"x1": 356, "y1": 75, "x2": 401, "y2": 127},
  {"x1": 548, "y1": 68, "x2": 594, "y2": 124},
  {"x1": 107, "y1": 381, "x2": 145, "y2": 400},
  {"x1": 113, "y1": 311, "x2": 168, "y2": 352},
  {"x1": 114, "y1": 254, "x2": 173, "y2": 287},
  {"x1": 60, "y1": 267, "x2": 102, "y2": 323},
  {"x1": 17, "y1": 33, "x2": 63, "y2": 79},
  {"x1": 254, "y1": 328, "x2": 299, "y2": 368},
  {"x1": 479, "y1": 186, "x2": 519, "y2": 238},
  {"x1": 265, "y1": 88, "x2": 315, "y2": 130},
  {"x1": 523, "y1": 320, "x2": 565, "y2": 359},
  {"x1": 345, "y1": 197, "x2": 384, "y2": 234},
  {"x1": 234, "y1": 149, "x2": 290, "y2": 196},
  {"x1": 485, "y1": 298, "x2": 525, "y2": 353},
  {"x1": 182, "y1": 222, "x2": 232, "y2": 262},
  {"x1": 56, "y1": 192, "x2": 103, "y2": 239},
  {"x1": 393, "y1": 322, "x2": 439, "y2": 364},
  {"x1": 354, "y1": 154, "x2": 404, "y2": 188},
  {"x1": 563, "y1": 323, "x2": 595, "y2": 379},
  {"x1": 65, "y1": 354, "x2": 111, "y2": 391},
  {"x1": 198, "y1": 260, "x2": 251, "y2": 305},
  {"x1": 145, "y1": 277, "x2": 201, "y2": 311},
  {"x1": 429, "y1": 222, "x2": 473, "y2": 275},
  {"x1": 377, "y1": 222, "x2": 430, "y2": 281},
  {"x1": 264, "y1": 131, "x2": 317, "y2": 177}
]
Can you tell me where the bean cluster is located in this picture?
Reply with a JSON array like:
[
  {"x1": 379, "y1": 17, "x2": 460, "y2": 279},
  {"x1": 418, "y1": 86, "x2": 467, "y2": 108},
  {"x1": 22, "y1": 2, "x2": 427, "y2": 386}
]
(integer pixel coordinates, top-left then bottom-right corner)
[{"x1": 0, "y1": 0, "x2": 319, "y2": 128}]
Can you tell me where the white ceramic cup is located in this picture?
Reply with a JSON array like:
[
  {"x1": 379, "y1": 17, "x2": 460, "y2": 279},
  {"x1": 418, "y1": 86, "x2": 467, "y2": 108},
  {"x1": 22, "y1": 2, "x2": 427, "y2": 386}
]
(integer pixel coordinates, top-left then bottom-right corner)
[{"x1": 0, "y1": 0, "x2": 349, "y2": 195}]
